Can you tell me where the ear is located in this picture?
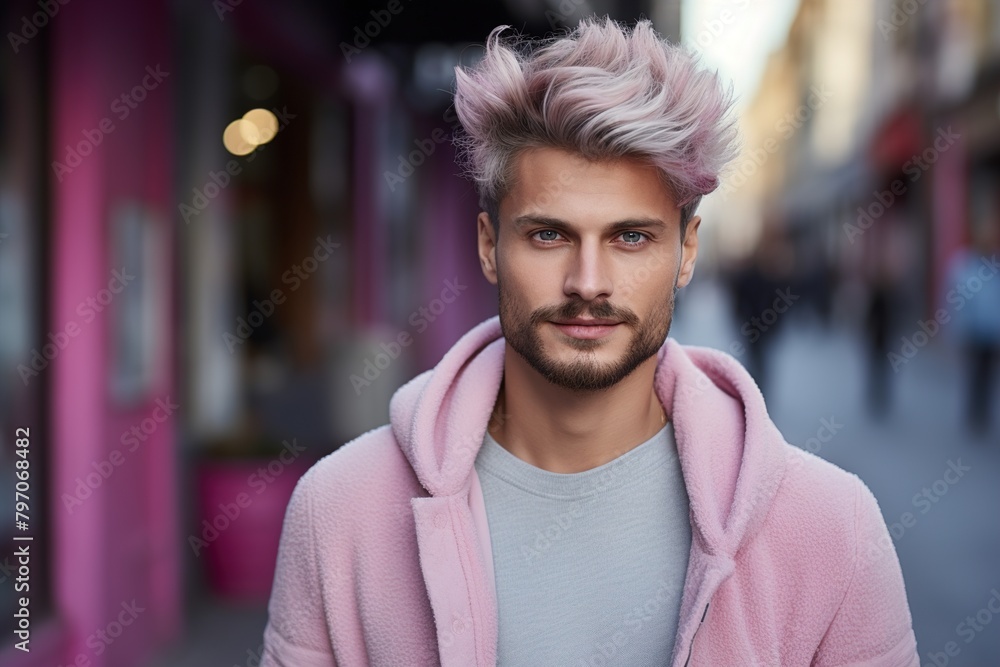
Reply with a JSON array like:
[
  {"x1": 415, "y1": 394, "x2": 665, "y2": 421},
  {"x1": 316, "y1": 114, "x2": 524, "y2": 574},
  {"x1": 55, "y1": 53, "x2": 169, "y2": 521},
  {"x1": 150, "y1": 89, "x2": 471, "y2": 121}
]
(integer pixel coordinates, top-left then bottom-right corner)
[
  {"x1": 477, "y1": 211, "x2": 499, "y2": 286},
  {"x1": 675, "y1": 215, "x2": 700, "y2": 289}
]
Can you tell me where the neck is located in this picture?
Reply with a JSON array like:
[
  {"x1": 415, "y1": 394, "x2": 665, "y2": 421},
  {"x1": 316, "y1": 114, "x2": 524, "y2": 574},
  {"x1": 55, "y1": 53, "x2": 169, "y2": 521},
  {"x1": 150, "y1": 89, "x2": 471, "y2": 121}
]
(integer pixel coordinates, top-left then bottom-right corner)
[{"x1": 488, "y1": 345, "x2": 668, "y2": 473}]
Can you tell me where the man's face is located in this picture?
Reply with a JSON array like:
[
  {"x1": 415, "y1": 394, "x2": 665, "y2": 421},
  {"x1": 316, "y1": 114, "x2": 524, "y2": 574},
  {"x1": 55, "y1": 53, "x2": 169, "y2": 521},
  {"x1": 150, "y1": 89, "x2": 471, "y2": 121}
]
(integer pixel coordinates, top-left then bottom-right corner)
[{"x1": 477, "y1": 146, "x2": 700, "y2": 392}]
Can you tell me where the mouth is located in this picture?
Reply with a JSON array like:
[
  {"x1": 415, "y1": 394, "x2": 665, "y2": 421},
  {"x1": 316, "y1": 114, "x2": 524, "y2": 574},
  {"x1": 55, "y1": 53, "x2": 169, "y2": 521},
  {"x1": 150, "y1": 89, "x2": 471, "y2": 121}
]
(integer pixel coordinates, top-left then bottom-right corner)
[{"x1": 549, "y1": 319, "x2": 622, "y2": 340}]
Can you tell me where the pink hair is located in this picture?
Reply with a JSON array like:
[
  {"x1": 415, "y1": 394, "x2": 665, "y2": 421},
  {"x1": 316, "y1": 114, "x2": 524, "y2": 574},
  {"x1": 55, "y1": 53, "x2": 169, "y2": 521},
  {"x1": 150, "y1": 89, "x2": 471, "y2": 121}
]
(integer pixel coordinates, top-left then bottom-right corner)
[{"x1": 453, "y1": 16, "x2": 738, "y2": 230}]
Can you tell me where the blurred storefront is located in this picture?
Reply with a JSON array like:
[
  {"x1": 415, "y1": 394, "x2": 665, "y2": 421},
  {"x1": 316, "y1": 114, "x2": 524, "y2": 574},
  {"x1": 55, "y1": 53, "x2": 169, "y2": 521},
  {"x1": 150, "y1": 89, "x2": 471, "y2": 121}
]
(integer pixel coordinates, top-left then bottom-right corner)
[{"x1": 2, "y1": 1, "x2": 179, "y2": 666}]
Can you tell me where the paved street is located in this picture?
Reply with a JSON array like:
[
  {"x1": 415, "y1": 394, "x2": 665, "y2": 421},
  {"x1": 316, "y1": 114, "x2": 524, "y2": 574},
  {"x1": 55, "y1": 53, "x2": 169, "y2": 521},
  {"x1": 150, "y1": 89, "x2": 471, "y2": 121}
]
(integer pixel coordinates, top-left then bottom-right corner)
[{"x1": 673, "y1": 278, "x2": 1000, "y2": 666}]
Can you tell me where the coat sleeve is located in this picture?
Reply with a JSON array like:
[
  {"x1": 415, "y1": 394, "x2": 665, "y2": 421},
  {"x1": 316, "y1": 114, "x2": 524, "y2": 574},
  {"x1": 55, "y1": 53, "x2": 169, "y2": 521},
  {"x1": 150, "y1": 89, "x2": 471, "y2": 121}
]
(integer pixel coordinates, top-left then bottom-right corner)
[
  {"x1": 812, "y1": 477, "x2": 920, "y2": 667},
  {"x1": 261, "y1": 468, "x2": 338, "y2": 667}
]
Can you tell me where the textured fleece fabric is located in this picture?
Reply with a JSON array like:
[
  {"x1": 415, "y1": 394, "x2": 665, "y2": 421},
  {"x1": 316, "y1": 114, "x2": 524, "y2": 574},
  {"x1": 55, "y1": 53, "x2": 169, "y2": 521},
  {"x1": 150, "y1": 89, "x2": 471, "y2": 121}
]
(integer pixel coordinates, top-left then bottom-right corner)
[
  {"x1": 261, "y1": 315, "x2": 920, "y2": 667},
  {"x1": 475, "y1": 422, "x2": 690, "y2": 665}
]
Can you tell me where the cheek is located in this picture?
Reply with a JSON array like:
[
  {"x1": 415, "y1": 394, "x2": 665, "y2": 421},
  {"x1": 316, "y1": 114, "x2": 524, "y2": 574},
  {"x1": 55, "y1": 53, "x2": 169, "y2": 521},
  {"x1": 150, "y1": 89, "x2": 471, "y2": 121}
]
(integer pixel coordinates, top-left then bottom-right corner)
[
  {"x1": 502, "y1": 246, "x2": 558, "y2": 289},
  {"x1": 617, "y1": 256, "x2": 678, "y2": 298}
]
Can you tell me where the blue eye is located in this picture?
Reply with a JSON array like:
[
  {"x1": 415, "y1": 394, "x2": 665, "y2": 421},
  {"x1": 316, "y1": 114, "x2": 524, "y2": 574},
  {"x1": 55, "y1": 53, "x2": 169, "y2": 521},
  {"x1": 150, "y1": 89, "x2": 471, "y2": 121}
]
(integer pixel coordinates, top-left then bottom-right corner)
[
  {"x1": 621, "y1": 231, "x2": 647, "y2": 245},
  {"x1": 532, "y1": 230, "x2": 562, "y2": 243}
]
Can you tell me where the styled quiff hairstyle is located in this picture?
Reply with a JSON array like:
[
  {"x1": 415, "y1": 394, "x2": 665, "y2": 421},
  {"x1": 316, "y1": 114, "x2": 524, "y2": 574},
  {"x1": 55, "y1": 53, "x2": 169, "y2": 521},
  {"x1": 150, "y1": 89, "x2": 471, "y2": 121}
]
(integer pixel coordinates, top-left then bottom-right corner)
[{"x1": 453, "y1": 16, "x2": 738, "y2": 238}]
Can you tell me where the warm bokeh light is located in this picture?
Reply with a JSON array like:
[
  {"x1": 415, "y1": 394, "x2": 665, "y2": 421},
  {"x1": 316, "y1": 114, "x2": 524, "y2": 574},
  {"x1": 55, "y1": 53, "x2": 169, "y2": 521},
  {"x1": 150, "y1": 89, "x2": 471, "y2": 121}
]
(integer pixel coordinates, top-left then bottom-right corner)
[
  {"x1": 242, "y1": 108, "x2": 278, "y2": 144},
  {"x1": 223, "y1": 109, "x2": 279, "y2": 155},
  {"x1": 222, "y1": 118, "x2": 257, "y2": 156}
]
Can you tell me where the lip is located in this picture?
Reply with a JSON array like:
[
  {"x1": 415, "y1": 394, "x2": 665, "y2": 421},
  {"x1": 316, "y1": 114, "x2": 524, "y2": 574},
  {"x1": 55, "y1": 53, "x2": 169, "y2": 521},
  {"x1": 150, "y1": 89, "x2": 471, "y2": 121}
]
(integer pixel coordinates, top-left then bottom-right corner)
[
  {"x1": 551, "y1": 318, "x2": 620, "y2": 326},
  {"x1": 550, "y1": 320, "x2": 622, "y2": 340}
]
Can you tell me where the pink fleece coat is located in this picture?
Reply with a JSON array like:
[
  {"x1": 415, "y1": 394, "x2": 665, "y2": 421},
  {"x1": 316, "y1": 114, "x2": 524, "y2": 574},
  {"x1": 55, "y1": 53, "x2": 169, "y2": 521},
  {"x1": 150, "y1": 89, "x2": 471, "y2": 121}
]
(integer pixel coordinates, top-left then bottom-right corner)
[{"x1": 261, "y1": 315, "x2": 920, "y2": 666}]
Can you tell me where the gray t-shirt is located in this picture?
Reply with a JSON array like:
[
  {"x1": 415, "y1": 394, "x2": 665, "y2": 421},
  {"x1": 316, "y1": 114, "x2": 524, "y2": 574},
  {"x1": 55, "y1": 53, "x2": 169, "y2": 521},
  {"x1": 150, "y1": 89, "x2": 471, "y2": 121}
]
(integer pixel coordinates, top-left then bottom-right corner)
[{"x1": 474, "y1": 421, "x2": 691, "y2": 666}]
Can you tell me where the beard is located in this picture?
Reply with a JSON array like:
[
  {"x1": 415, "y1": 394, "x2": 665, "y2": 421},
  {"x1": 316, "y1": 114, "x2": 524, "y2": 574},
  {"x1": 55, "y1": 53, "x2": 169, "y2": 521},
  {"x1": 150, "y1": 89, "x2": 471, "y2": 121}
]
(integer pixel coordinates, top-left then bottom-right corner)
[{"x1": 497, "y1": 276, "x2": 677, "y2": 392}]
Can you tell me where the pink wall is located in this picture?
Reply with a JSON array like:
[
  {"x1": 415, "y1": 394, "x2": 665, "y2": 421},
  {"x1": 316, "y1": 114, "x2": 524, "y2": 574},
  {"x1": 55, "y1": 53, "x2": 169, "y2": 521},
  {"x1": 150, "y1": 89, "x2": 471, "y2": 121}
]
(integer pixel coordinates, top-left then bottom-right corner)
[{"x1": 49, "y1": 0, "x2": 178, "y2": 665}]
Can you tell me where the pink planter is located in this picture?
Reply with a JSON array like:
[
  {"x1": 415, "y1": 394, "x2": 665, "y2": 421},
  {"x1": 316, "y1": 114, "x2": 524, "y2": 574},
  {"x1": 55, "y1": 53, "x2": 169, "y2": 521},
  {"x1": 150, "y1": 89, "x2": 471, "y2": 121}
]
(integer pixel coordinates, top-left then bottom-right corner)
[{"x1": 195, "y1": 458, "x2": 310, "y2": 602}]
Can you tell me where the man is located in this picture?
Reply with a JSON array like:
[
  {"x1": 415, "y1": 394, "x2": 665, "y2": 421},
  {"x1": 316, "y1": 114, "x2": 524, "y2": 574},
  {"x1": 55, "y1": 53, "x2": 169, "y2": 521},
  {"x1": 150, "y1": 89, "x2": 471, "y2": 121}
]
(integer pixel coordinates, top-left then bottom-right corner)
[{"x1": 262, "y1": 17, "x2": 919, "y2": 666}]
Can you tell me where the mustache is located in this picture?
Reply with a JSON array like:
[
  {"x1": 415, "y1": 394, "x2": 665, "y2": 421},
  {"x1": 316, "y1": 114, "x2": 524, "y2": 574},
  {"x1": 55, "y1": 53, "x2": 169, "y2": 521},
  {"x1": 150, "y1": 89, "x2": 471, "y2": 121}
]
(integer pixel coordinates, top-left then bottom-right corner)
[{"x1": 530, "y1": 300, "x2": 640, "y2": 327}]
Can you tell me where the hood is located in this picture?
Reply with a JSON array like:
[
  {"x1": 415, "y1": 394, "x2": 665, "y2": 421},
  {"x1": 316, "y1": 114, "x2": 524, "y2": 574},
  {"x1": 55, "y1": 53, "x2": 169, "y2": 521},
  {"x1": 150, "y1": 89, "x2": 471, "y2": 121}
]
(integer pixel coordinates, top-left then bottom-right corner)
[{"x1": 389, "y1": 315, "x2": 789, "y2": 558}]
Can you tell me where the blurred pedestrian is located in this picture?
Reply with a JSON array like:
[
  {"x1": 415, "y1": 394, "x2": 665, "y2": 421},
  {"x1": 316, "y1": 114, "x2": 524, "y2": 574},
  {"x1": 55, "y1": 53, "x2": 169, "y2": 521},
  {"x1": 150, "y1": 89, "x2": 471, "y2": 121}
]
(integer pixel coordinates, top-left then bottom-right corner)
[
  {"x1": 947, "y1": 222, "x2": 1000, "y2": 435},
  {"x1": 730, "y1": 222, "x2": 794, "y2": 396},
  {"x1": 864, "y1": 266, "x2": 894, "y2": 419}
]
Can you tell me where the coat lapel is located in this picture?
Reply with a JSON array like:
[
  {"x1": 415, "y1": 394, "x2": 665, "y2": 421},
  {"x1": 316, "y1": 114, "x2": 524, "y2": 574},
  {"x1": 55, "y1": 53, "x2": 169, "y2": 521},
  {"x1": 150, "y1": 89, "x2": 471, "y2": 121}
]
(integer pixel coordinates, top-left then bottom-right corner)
[
  {"x1": 669, "y1": 544, "x2": 736, "y2": 666},
  {"x1": 413, "y1": 493, "x2": 498, "y2": 666}
]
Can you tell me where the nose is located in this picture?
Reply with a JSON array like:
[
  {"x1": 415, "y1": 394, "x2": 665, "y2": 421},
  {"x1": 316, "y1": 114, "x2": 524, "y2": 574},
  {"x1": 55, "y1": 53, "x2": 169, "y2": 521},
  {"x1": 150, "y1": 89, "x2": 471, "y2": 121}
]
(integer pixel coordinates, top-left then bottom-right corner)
[{"x1": 562, "y1": 237, "x2": 614, "y2": 302}]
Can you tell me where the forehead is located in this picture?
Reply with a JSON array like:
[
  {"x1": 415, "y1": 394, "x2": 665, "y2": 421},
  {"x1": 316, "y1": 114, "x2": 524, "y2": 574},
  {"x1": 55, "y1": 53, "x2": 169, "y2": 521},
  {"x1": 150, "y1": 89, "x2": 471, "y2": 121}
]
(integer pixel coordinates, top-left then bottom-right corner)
[{"x1": 503, "y1": 146, "x2": 680, "y2": 224}]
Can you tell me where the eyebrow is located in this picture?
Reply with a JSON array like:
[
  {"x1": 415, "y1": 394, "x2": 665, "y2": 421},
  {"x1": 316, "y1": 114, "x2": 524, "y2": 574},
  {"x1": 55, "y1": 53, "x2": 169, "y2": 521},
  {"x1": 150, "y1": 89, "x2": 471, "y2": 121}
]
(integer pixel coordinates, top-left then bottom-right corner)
[{"x1": 512, "y1": 215, "x2": 667, "y2": 234}]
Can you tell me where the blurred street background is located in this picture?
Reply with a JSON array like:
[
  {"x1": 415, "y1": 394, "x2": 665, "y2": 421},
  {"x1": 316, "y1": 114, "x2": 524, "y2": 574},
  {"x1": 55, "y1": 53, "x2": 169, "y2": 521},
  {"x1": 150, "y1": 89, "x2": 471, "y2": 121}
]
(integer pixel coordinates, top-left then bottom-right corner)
[{"x1": 0, "y1": 0, "x2": 997, "y2": 665}]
